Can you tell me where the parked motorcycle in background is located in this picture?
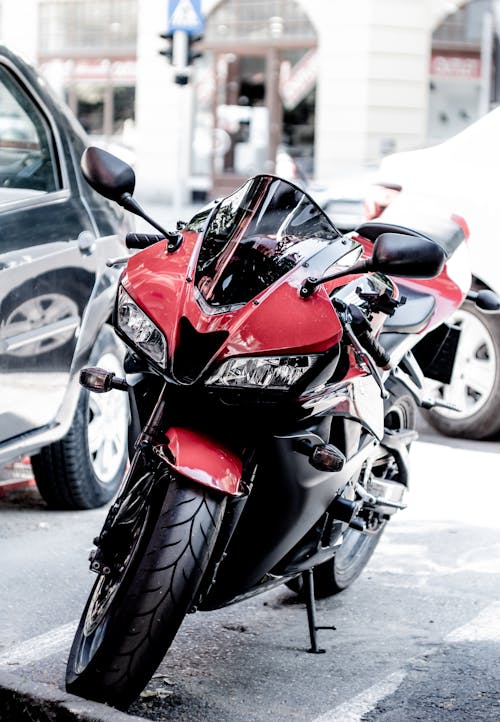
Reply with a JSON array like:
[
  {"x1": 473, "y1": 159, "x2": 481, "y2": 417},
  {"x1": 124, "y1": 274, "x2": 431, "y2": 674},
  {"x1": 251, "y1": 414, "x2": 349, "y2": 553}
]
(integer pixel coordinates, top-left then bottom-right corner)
[
  {"x1": 365, "y1": 107, "x2": 500, "y2": 439},
  {"x1": 65, "y1": 148, "x2": 499, "y2": 710}
]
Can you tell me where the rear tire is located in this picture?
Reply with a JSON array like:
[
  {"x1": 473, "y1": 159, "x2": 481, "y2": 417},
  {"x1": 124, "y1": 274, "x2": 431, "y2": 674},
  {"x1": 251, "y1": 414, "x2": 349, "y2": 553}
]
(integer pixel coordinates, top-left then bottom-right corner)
[
  {"x1": 287, "y1": 394, "x2": 415, "y2": 599},
  {"x1": 286, "y1": 523, "x2": 387, "y2": 599},
  {"x1": 313, "y1": 522, "x2": 387, "y2": 597},
  {"x1": 66, "y1": 473, "x2": 225, "y2": 709}
]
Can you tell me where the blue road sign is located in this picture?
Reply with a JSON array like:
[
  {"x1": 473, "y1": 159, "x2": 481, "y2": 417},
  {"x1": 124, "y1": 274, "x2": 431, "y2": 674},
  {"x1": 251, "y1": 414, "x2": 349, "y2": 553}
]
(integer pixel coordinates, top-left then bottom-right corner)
[{"x1": 168, "y1": 0, "x2": 205, "y2": 35}]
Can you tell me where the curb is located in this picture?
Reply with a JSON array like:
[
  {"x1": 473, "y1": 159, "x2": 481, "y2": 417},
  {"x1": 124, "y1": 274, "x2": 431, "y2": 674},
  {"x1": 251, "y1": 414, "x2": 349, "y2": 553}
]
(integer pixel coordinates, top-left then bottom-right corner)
[{"x1": 0, "y1": 670, "x2": 146, "y2": 721}]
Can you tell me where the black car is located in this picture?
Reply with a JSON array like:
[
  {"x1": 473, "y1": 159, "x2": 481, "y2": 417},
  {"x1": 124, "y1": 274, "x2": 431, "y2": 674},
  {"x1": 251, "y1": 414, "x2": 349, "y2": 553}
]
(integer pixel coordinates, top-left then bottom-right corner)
[{"x1": 0, "y1": 45, "x2": 130, "y2": 509}]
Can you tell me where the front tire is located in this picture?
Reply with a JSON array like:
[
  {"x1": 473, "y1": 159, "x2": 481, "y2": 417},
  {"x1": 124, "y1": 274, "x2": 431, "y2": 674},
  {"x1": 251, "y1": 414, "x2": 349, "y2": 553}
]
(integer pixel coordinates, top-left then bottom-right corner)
[
  {"x1": 32, "y1": 325, "x2": 129, "y2": 509},
  {"x1": 66, "y1": 473, "x2": 225, "y2": 709}
]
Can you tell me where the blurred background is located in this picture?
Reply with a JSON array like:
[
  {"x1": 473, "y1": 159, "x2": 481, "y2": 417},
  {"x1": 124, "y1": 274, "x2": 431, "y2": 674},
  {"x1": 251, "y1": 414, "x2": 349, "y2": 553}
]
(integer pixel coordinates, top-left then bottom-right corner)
[{"x1": 0, "y1": 0, "x2": 499, "y2": 205}]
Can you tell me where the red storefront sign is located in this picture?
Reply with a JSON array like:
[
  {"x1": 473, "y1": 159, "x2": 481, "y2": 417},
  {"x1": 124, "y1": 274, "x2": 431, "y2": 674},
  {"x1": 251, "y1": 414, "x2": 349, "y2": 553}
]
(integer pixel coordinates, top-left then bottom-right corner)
[
  {"x1": 280, "y1": 50, "x2": 318, "y2": 111},
  {"x1": 431, "y1": 54, "x2": 481, "y2": 79}
]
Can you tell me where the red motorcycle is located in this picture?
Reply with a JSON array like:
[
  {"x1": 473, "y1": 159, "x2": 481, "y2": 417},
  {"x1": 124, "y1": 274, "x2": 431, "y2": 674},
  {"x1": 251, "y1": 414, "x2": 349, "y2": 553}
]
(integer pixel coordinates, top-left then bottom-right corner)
[{"x1": 66, "y1": 147, "x2": 496, "y2": 709}]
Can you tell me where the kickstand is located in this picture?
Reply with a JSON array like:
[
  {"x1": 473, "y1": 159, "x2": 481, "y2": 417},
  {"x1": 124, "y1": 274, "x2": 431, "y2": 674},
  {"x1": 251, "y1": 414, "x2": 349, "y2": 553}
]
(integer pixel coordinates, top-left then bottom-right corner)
[{"x1": 303, "y1": 569, "x2": 336, "y2": 654}]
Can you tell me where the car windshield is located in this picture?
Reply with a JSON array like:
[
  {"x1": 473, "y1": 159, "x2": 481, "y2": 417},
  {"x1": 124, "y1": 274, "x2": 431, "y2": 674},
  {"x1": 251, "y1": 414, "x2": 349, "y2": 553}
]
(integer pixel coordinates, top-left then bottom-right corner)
[{"x1": 195, "y1": 175, "x2": 341, "y2": 308}]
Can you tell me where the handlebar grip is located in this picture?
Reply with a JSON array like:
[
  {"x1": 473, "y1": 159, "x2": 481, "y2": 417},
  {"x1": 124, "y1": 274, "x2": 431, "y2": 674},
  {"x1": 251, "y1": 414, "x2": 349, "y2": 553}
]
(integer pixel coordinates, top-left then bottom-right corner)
[
  {"x1": 357, "y1": 329, "x2": 391, "y2": 369},
  {"x1": 125, "y1": 233, "x2": 164, "y2": 249}
]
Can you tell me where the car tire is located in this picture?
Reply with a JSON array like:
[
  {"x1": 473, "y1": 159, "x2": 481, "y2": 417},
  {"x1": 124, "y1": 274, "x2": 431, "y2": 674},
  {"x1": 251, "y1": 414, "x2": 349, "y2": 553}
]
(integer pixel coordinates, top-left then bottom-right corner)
[
  {"x1": 423, "y1": 299, "x2": 500, "y2": 439},
  {"x1": 31, "y1": 325, "x2": 129, "y2": 509}
]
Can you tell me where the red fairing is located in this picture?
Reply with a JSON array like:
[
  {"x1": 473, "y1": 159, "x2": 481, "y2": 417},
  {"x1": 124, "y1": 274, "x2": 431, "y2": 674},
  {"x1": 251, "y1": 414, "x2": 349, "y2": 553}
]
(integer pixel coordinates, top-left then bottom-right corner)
[
  {"x1": 161, "y1": 427, "x2": 243, "y2": 496},
  {"x1": 121, "y1": 230, "x2": 343, "y2": 367}
]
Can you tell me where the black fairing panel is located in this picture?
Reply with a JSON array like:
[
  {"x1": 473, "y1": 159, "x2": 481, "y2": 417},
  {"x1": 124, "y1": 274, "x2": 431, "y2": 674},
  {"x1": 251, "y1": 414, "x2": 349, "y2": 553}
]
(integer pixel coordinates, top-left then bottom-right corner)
[
  {"x1": 201, "y1": 422, "x2": 378, "y2": 609},
  {"x1": 383, "y1": 284, "x2": 436, "y2": 334},
  {"x1": 173, "y1": 316, "x2": 228, "y2": 383}
]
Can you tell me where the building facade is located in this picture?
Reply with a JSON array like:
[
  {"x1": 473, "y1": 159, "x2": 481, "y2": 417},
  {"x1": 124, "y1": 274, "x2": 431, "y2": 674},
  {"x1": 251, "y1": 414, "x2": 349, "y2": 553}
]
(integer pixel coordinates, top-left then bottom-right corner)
[{"x1": 0, "y1": 0, "x2": 484, "y2": 203}]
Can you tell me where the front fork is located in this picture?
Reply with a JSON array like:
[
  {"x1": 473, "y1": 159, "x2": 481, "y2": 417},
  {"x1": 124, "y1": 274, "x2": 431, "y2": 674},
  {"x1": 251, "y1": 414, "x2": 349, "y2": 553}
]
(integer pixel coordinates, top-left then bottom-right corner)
[{"x1": 84, "y1": 374, "x2": 244, "y2": 576}]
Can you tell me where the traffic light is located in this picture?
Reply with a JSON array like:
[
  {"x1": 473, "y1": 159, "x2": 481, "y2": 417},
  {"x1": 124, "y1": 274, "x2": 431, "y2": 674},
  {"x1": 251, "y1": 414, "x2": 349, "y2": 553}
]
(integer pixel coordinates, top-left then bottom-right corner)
[
  {"x1": 159, "y1": 32, "x2": 174, "y2": 62},
  {"x1": 187, "y1": 35, "x2": 203, "y2": 65},
  {"x1": 159, "y1": 31, "x2": 203, "y2": 85}
]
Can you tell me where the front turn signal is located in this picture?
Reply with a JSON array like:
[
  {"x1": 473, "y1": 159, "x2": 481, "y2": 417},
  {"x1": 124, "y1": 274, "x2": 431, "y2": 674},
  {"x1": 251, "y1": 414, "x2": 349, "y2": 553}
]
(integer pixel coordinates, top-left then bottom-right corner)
[{"x1": 80, "y1": 366, "x2": 128, "y2": 393}]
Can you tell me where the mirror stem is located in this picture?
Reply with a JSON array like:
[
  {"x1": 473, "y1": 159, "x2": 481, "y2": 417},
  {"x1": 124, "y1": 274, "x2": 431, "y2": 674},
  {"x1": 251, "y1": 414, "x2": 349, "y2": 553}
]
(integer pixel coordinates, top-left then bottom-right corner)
[
  {"x1": 119, "y1": 193, "x2": 172, "y2": 238},
  {"x1": 300, "y1": 258, "x2": 372, "y2": 298}
]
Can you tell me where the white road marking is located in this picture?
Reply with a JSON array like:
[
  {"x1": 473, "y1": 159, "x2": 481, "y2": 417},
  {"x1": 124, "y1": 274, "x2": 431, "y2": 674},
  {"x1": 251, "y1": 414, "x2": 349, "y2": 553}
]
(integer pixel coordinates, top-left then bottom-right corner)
[
  {"x1": 0, "y1": 621, "x2": 77, "y2": 668},
  {"x1": 1, "y1": 597, "x2": 499, "y2": 722},
  {"x1": 446, "y1": 600, "x2": 500, "y2": 643},
  {"x1": 311, "y1": 670, "x2": 407, "y2": 722},
  {"x1": 311, "y1": 600, "x2": 500, "y2": 722}
]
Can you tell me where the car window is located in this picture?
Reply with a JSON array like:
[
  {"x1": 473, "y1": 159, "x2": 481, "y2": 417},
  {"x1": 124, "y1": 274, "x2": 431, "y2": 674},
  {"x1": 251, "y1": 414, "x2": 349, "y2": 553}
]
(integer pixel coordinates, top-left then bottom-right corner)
[{"x1": 0, "y1": 65, "x2": 60, "y2": 202}]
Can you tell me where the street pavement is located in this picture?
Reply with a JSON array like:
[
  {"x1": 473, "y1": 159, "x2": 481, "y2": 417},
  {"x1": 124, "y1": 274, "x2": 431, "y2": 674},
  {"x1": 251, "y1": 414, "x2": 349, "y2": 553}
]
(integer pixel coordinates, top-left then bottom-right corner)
[{"x1": 0, "y1": 423, "x2": 499, "y2": 720}]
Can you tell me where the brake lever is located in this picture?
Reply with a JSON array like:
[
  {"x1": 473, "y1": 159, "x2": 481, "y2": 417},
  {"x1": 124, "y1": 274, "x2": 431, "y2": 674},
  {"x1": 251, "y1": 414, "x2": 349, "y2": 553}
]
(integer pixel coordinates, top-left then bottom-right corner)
[
  {"x1": 106, "y1": 256, "x2": 129, "y2": 268},
  {"x1": 342, "y1": 317, "x2": 389, "y2": 400}
]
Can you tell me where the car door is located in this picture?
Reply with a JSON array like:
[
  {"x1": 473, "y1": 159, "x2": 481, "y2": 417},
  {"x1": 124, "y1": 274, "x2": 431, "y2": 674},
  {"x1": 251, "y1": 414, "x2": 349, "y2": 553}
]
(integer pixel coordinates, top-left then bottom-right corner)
[{"x1": 0, "y1": 56, "x2": 101, "y2": 444}]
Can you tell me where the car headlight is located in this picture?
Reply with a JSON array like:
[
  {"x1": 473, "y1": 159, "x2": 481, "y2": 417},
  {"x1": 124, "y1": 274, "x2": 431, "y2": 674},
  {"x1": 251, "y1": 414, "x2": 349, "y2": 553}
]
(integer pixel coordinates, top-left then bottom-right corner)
[
  {"x1": 116, "y1": 286, "x2": 167, "y2": 366},
  {"x1": 205, "y1": 355, "x2": 318, "y2": 390}
]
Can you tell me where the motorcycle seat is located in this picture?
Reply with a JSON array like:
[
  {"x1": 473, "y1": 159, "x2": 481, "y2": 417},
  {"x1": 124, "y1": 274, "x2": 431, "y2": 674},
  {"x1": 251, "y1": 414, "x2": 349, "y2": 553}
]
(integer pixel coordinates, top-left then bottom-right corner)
[
  {"x1": 382, "y1": 284, "x2": 435, "y2": 334},
  {"x1": 355, "y1": 219, "x2": 464, "y2": 256}
]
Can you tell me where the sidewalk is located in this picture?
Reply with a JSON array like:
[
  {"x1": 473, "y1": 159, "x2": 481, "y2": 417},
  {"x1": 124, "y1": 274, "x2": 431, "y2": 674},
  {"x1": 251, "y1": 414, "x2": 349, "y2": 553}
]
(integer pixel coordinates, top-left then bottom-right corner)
[{"x1": 0, "y1": 669, "x2": 146, "y2": 721}]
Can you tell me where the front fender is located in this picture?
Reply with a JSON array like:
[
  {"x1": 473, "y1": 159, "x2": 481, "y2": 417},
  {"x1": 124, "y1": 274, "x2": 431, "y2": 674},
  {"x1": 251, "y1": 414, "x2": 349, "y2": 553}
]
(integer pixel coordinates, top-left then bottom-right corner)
[{"x1": 157, "y1": 427, "x2": 243, "y2": 496}]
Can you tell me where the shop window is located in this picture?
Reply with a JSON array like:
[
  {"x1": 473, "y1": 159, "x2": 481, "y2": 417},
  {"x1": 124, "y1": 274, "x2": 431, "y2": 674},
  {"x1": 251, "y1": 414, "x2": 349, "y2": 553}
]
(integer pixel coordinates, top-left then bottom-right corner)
[
  {"x1": 206, "y1": 0, "x2": 315, "y2": 42},
  {"x1": 112, "y1": 85, "x2": 135, "y2": 135},
  {"x1": 73, "y1": 84, "x2": 105, "y2": 135},
  {"x1": 67, "y1": 82, "x2": 135, "y2": 142},
  {"x1": 39, "y1": 0, "x2": 137, "y2": 57},
  {"x1": 192, "y1": 0, "x2": 317, "y2": 198},
  {"x1": 281, "y1": 49, "x2": 316, "y2": 178}
]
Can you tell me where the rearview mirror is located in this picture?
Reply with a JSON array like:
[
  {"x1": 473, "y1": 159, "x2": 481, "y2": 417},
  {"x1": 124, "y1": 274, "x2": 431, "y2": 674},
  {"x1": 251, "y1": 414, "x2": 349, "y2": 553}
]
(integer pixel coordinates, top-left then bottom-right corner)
[
  {"x1": 300, "y1": 231, "x2": 447, "y2": 298},
  {"x1": 81, "y1": 146, "x2": 136, "y2": 204},
  {"x1": 81, "y1": 146, "x2": 172, "y2": 239},
  {"x1": 372, "y1": 233, "x2": 446, "y2": 279}
]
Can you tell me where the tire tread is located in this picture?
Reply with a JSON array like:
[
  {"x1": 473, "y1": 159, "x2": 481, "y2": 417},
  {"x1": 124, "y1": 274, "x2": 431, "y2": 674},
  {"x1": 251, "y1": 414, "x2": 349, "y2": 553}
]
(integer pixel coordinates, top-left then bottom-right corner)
[{"x1": 66, "y1": 476, "x2": 224, "y2": 708}]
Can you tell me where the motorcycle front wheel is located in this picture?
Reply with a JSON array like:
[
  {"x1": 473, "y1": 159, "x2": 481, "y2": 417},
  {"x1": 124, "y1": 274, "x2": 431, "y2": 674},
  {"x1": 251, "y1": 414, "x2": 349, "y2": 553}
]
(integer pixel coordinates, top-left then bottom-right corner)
[{"x1": 66, "y1": 470, "x2": 225, "y2": 710}]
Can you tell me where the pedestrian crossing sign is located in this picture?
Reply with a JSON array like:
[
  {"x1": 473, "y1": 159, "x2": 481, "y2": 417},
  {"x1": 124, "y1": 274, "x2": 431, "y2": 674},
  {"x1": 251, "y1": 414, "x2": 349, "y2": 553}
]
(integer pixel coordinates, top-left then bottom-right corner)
[{"x1": 168, "y1": 0, "x2": 205, "y2": 35}]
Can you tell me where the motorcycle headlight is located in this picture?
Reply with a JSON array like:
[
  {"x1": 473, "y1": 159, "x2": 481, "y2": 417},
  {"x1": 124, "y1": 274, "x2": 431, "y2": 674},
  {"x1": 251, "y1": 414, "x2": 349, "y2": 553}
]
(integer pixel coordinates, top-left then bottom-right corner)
[
  {"x1": 205, "y1": 355, "x2": 318, "y2": 390},
  {"x1": 116, "y1": 286, "x2": 167, "y2": 366}
]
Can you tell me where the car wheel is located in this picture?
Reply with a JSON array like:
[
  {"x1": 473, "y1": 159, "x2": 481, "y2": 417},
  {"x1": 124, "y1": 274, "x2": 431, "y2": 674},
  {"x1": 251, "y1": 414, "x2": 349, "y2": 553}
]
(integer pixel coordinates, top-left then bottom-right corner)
[
  {"x1": 422, "y1": 299, "x2": 500, "y2": 439},
  {"x1": 31, "y1": 325, "x2": 129, "y2": 509}
]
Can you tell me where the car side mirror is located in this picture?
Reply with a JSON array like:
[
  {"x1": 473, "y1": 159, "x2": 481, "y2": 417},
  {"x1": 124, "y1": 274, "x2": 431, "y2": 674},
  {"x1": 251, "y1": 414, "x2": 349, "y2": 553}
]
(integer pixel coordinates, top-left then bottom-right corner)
[{"x1": 371, "y1": 233, "x2": 446, "y2": 278}]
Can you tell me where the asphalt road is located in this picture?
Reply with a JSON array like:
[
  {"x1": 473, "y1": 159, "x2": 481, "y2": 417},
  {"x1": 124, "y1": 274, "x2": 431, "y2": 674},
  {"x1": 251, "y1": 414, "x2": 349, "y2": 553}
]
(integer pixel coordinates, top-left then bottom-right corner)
[{"x1": 1, "y1": 425, "x2": 499, "y2": 721}]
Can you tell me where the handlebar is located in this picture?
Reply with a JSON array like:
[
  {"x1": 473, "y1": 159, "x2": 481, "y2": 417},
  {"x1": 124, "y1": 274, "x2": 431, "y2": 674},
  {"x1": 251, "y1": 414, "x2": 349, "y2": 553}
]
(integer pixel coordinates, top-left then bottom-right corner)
[
  {"x1": 355, "y1": 327, "x2": 391, "y2": 369},
  {"x1": 467, "y1": 289, "x2": 500, "y2": 312},
  {"x1": 340, "y1": 302, "x2": 390, "y2": 369},
  {"x1": 125, "y1": 233, "x2": 165, "y2": 249}
]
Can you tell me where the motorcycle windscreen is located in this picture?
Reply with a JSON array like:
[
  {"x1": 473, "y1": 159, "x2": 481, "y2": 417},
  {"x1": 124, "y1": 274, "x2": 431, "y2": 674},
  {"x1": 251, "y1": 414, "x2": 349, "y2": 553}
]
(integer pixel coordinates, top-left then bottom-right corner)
[{"x1": 195, "y1": 175, "x2": 341, "y2": 309}]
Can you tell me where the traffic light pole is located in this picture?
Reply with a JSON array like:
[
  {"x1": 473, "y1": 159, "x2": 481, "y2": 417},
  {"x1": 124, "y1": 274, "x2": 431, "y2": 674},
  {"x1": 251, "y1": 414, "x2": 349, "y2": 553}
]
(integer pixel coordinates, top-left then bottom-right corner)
[
  {"x1": 159, "y1": 29, "x2": 192, "y2": 212},
  {"x1": 173, "y1": 74, "x2": 190, "y2": 218},
  {"x1": 172, "y1": 30, "x2": 190, "y2": 85},
  {"x1": 160, "y1": 6, "x2": 204, "y2": 214}
]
